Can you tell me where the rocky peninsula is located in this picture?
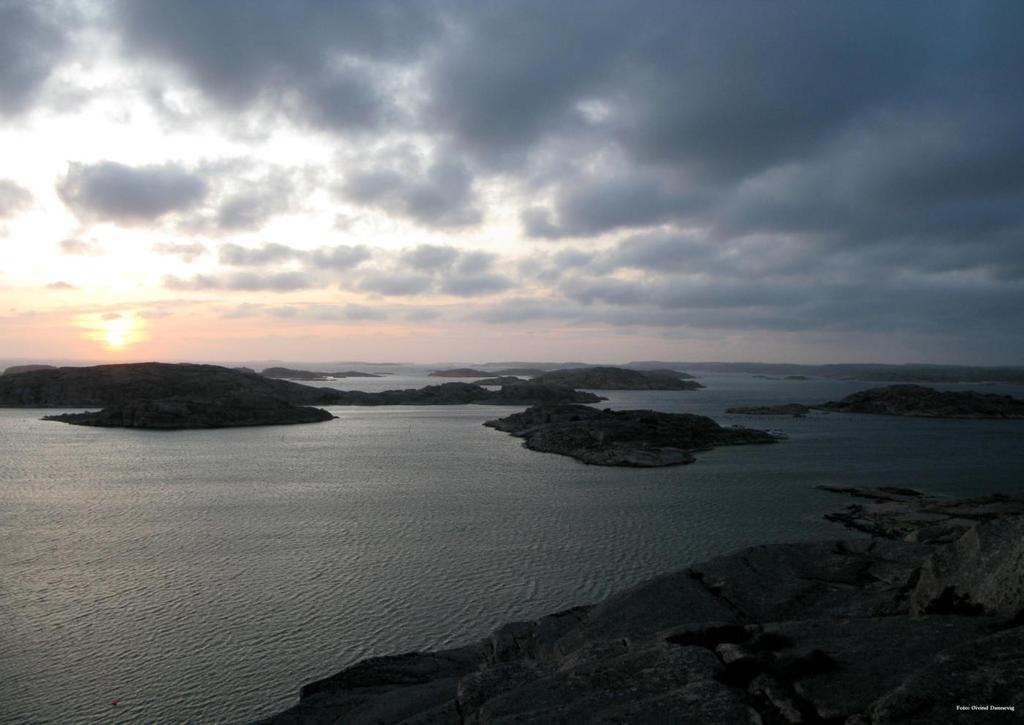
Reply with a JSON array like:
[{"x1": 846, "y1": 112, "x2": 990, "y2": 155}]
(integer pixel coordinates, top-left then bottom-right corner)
[
  {"x1": 484, "y1": 404, "x2": 777, "y2": 466},
  {"x1": 815, "y1": 384, "x2": 1024, "y2": 419},
  {"x1": 261, "y1": 367, "x2": 381, "y2": 380},
  {"x1": 259, "y1": 487, "x2": 1024, "y2": 724},
  {"x1": 530, "y1": 366, "x2": 703, "y2": 390},
  {"x1": 1, "y1": 363, "x2": 604, "y2": 429}
]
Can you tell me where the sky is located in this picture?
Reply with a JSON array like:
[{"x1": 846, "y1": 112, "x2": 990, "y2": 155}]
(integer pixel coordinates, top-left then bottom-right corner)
[{"x1": 1, "y1": 1, "x2": 1023, "y2": 364}]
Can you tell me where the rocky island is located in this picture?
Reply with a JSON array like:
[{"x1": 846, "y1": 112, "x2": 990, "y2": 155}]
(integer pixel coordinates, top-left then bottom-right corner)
[
  {"x1": 484, "y1": 404, "x2": 777, "y2": 466},
  {"x1": 530, "y1": 366, "x2": 703, "y2": 390},
  {"x1": 259, "y1": 487, "x2": 1024, "y2": 724},
  {"x1": 815, "y1": 384, "x2": 1024, "y2": 419},
  {"x1": 1, "y1": 363, "x2": 604, "y2": 429},
  {"x1": 261, "y1": 367, "x2": 381, "y2": 380}
]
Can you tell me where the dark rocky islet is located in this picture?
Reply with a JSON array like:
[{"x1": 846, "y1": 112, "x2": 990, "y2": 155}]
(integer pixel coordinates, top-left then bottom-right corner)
[
  {"x1": 45, "y1": 396, "x2": 336, "y2": 429},
  {"x1": 485, "y1": 404, "x2": 777, "y2": 466},
  {"x1": 259, "y1": 487, "x2": 1024, "y2": 724}
]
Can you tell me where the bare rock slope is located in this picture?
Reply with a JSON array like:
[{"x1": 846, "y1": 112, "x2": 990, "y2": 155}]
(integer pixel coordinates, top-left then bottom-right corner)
[{"x1": 257, "y1": 487, "x2": 1024, "y2": 724}]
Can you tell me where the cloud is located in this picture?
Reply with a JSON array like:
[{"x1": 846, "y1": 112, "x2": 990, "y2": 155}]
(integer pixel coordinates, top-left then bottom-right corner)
[
  {"x1": 219, "y1": 242, "x2": 298, "y2": 267},
  {"x1": 0, "y1": 180, "x2": 32, "y2": 217},
  {"x1": 164, "y1": 271, "x2": 312, "y2": 292},
  {"x1": 58, "y1": 161, "x2": 208, "y2": 223},
  {"x1": 45, "y1": 281, "x2": 77, "y2": 290},
  {"x1": 59, "y1": 238, "x2": 103, "y2": 256},
  {"x1": 0, "y1": 2, "x2": 70, "y2": 115},
  {"x1": 354, "y1": 246, "x2": 513, "y2": 298},
  {"x1": 401, "y1": 244, "x2": 460, "y2": 271},
  {"x1": 218, "y1": 242, "x2": 371, "y2": 270},
  {"x1": 358, "y1": 272, "x2": 434, "y2": 297},
  {"x1": 308, "y1": 244, "x2": 372, "y2": 270},
  {"x1": 212, "y1": 168, "x2": 298, "y2": 231},
  {"x1": 153, "y1": 241, "x2": 206, "y2": 262}
]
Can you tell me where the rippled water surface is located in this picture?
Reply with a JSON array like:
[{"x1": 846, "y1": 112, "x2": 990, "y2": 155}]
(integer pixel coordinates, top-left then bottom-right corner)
[{"x1": 3, "y1": 373, "x2": 1024, "y2": 723}]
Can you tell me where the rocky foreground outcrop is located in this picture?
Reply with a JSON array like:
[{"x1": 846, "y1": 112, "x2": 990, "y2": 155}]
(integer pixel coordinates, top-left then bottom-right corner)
[
  {"x1": 484, "y1": 404, "x2": 777, "y2": 466},
  {"x1": 530, "y1": 366, "x2": 703, "y2": 391},
  {"x1": 815, "y1": 384, "x2": 1024, "y2": 419},
  {"x1": 258, "y1": 488, "x2": 1024, "y2": 724}
]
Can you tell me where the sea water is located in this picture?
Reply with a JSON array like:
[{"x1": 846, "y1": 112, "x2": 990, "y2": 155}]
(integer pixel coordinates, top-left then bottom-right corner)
[{"x1": 2, "y1": 373, "x2": 1023, "y2": 723}]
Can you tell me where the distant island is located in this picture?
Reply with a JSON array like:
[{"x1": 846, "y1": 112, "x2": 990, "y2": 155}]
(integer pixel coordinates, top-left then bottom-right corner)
[
  {"x1": 0, "y1": 363, "x2": 604, "y2": 429},
  {"x1": 726, "y1": 403, "x2": 811, "y2": 416},
  {"x1": 530, "y1": 366, "x2": 703, "y2": 391},
  {"x1": 475, "y1": 376, "x2": 526, "y2": 386},
  {"x1": 629, "y1": 361, "x2": 1024, "y2": 384},
  {"x1": 485, "y1": 404, "x2": 776, "y2": 466},
  {"x1": 815, "y1": 384, "x2": 1024, "y2": 419},
  {"x1": 259, "y1": 485, "x2": 1024, "y2": 724},
  {"x1": 428, "y1": 368, "x2": 492, "y2": 377},
  {"x1": 261, "y1": 367, "x2": 381, "y2": 380},
  {"x1": 2, "y1": 364, "x2": 56, "y2": 376}
]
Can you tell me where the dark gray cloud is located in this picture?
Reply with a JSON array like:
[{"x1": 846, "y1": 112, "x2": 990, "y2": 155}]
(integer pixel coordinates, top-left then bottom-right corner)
[
  {"x1": 58, "y1": 162, "x2": 208, "y2": 223},
  {"x1": 0, "y1": 180, "x2": 32, "y2": 217},
  {"x1": 341, "y1": 157, "x2": 482, "y2": 229},
  {"x1": 0, "y1": 2, "x2": 70, "y2": 115},
  {"x1": 114, "y1": 0, "x2": 436, "y2": 131}
]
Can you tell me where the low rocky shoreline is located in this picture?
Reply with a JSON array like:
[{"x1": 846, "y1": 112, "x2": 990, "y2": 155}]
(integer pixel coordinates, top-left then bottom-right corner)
[{"x1": 258, "y1": 487, "x2": 1024, "y2": 724}]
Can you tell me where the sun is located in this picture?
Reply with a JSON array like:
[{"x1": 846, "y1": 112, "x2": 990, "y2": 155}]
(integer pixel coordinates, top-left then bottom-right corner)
[{"x1": 100, "y1": 317, "x2": 135, "y2": 350}]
